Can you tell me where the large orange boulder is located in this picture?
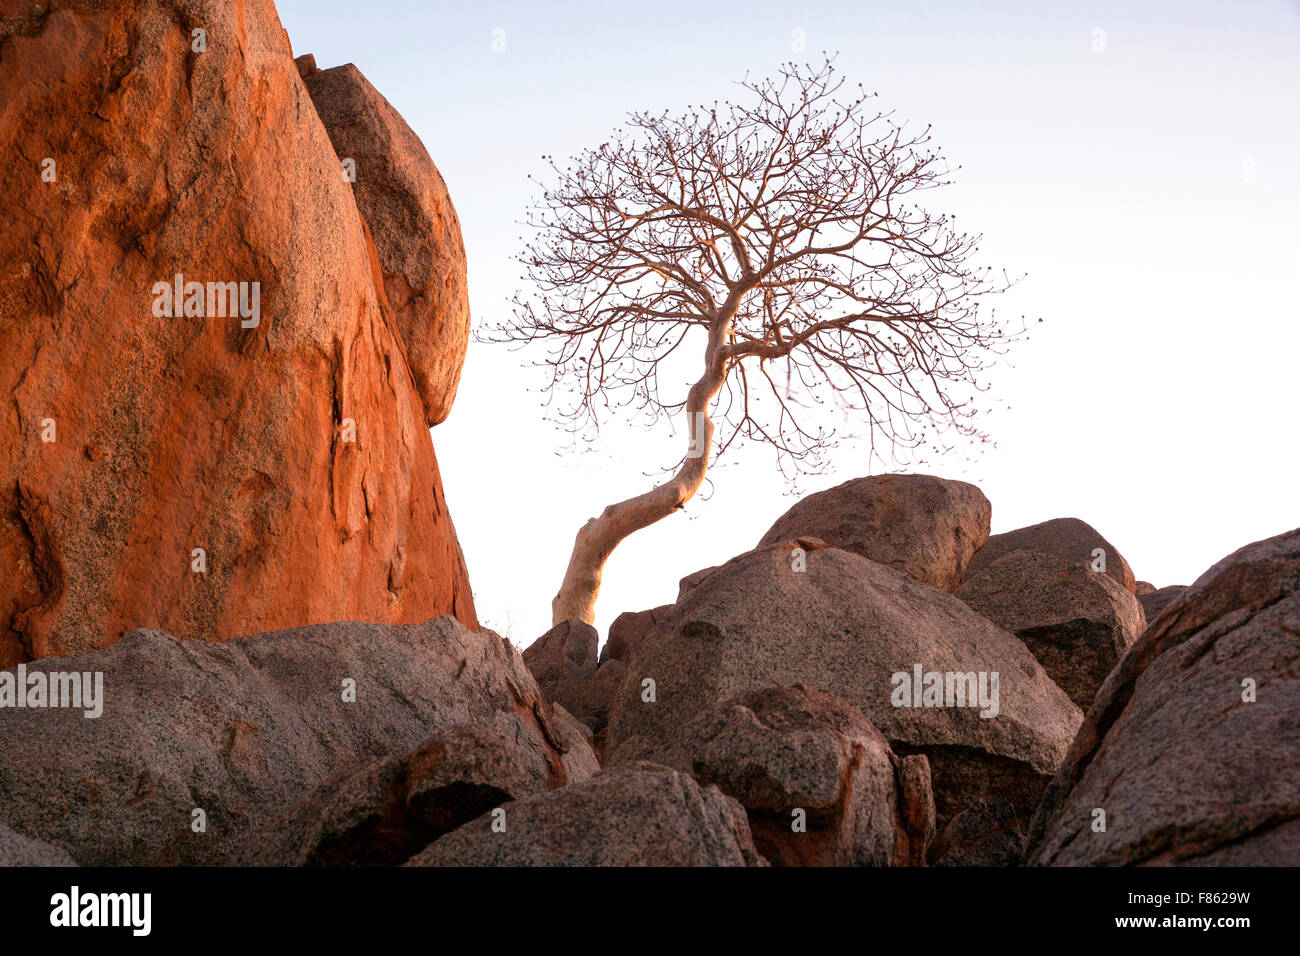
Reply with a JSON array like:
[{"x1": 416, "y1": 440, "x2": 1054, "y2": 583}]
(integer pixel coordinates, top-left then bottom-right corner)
[
  {"x1": 0, "y1": 0, "x2": 474, "y2": 665},
  {"x1": 299, "y1": 57, "x2": 470, "y2": 427}
]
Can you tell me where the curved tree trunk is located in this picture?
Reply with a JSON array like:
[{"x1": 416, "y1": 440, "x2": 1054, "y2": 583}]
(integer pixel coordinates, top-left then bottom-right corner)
[{"x1": 551, "y1": 317, "x2": 733, "y2": 625}]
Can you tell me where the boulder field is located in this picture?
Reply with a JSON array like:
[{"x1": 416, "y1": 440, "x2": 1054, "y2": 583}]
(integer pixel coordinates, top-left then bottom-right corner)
[
  {"x1": 0, "y1": 616, "x2": 596, "y2": 865},
  {"x1": 0, "y1": 465, "x2": 1293, "y2": 866},
  {"x1": 517, "y1": 480, "x2": 1298, "y2": 866},
  {"x1": 602, "y1": 543, "x2": 1083, "y2": 832}
]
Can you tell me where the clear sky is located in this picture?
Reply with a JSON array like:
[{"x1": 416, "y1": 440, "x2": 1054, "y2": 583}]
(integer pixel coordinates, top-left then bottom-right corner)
[{"x1": 278, "y1": 0, "x2": 1300, "y2": 648}]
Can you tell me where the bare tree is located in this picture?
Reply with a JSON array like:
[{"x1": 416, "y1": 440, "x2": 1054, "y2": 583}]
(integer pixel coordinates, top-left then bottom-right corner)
[{"x1": 485, "y1": 58, "x2": 1023, "y2": 626}]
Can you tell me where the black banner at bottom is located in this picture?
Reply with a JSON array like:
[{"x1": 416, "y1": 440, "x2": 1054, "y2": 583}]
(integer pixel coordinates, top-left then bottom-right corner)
[{"x1": 0, "y1": 865, "x2": 1287, "y2": 943}]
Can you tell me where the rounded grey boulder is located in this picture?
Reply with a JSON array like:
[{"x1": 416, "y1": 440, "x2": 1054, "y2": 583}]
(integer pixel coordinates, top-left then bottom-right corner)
[
  {"x1": 956, "y1": 549, "x2": 1145, "y2": 709},
  {"x1": 687, "y1": 684, "x2": 935, "y2": 866},
  {"x1": 757, "y1": 474, "x2": 991, "y2": 592},
  {"x1": 0, "y1": 616, "x2": 597, "y2": 865},
  {"x1": 405, "y1": 762, "x2": 765, "y2": 866},
  {"x1": 966, "y1": 517, "x2": 1137, "y2": 594}
]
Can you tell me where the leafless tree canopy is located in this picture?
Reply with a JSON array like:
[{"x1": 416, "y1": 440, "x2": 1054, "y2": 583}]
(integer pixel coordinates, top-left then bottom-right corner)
[{"x1": 486, "y1": 57, "x2": 1022, "y2": 479}]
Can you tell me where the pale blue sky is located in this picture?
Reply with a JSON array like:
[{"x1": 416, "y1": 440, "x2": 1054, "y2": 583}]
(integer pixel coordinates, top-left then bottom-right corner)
[{"x1": 279, "y1": 0, "x2": 1300, "y2": 646}]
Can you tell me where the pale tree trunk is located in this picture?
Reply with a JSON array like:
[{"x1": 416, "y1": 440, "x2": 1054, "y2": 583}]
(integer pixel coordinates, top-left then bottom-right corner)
[{"x1": 551, "y1": 315, "x2": 733, "y2": 625}]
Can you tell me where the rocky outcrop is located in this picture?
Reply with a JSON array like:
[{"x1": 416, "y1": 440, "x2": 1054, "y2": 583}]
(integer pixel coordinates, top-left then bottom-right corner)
[
  {"x1": 686, "y1": 685, "x2": 935, "y2": 866},
  {"x1": 605, "y1": 545, "x2": 1082, "y2": 828},
  {"x1": 522, "y1": 620, "x2": 626, "y2": 742},
  {"x1": 0, "y1": 823, "x2": 76, "y2": 867},
  {"x1": 0, "y1": 0, "x2": 474, "y2": 665},
  {"x1": 236, "y1": 723, "x2": 578, "y2": 865},
  {"x1": 955, "y1": 550, "x2": 1145, "y2": 709},
  {"x1": 0, "y1": 616, "x2": 596, "y2": 865},
  {"x1": 757, "y1": 474, "x2": 991, "y2": 592},
  {"x1": 299, "y1": 59, "x2": 470, "y2": 427},
  {"x1": 405, "y1": 762, "x2": 765, "y2": 866},
  {"x1": 1027, "y1": 528, "x2": 1300, "y2": 866},
  {"x1": 966, "y1": 517, "x2": 1136, "y2": 594}
]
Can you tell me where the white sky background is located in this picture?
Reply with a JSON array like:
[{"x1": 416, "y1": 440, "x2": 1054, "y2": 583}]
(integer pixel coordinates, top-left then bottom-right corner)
[{"x1": 278, "y1": 0, "x2": 1300, "y2": 649}]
